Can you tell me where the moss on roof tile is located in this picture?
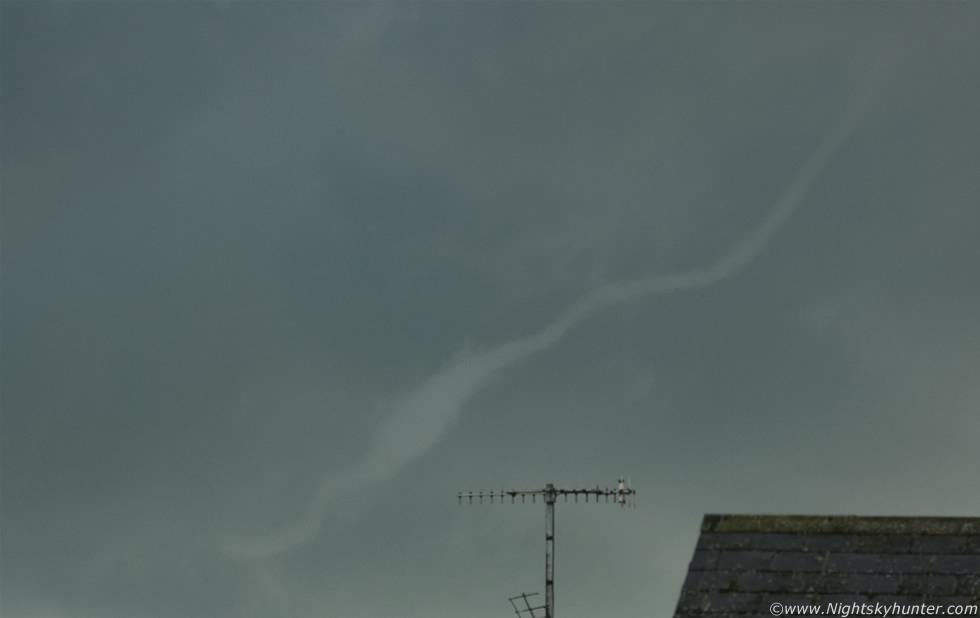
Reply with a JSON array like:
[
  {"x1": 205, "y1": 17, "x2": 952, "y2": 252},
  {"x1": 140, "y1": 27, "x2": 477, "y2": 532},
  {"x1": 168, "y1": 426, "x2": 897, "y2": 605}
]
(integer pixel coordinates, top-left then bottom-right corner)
[{"x1": 701, "y1": 515, "x2": 980, "y2": 535}]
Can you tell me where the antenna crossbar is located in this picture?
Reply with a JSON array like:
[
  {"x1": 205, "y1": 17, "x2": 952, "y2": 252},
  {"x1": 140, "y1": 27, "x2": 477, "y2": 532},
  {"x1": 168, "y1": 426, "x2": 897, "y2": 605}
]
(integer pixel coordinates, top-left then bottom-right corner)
[{"x1": 457, "y1": 487, "x2": 636, "y2": 506}]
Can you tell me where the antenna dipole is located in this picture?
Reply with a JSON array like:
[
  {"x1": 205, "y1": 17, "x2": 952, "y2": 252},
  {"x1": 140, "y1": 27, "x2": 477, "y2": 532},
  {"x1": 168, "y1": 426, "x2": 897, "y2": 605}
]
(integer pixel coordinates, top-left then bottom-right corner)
[
  {"x1": 458, "y1": 478, "x2": 636, "y2": 618},
  {"x1": 508, "y1": 592, "x2": 547, "y2": 618}
]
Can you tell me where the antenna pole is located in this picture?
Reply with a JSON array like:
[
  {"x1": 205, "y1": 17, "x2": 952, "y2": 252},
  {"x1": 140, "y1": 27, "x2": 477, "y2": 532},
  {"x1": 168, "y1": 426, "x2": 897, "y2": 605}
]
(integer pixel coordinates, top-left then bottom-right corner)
[
  {"x1": 459, "y1": 478, "x2": 635, "y2": 618},
  {"x1": 545, "y1": 483, "x2": 556, "y2": 618}
]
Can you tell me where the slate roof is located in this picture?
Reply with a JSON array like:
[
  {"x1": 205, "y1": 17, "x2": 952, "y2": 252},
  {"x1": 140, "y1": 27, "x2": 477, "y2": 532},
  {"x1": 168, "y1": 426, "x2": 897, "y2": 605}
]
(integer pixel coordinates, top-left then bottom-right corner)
[{"x1": 675, "y1": 515, "x2": 980, "y2": 618}]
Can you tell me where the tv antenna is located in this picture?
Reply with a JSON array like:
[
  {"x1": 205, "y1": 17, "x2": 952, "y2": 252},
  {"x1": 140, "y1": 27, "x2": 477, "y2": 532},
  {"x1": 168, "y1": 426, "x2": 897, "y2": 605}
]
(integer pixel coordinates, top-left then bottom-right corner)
[{"x1": 458, "y1": 477, "x2": 635, "y2": 618}]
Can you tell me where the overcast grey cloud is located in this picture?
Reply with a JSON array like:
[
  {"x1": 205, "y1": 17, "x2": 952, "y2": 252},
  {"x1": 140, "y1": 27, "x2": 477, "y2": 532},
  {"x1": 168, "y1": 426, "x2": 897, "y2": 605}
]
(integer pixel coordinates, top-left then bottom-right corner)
[{"x1": 2, "y1": 3, "x2": 979, "y2": 618}]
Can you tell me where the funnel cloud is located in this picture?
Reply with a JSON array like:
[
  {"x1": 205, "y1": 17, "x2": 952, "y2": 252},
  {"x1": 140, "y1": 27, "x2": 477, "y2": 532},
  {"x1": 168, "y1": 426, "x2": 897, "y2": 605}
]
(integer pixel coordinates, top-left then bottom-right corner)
[{"x1": 225, "y1": 57, "x2": 893, "y2": 561}]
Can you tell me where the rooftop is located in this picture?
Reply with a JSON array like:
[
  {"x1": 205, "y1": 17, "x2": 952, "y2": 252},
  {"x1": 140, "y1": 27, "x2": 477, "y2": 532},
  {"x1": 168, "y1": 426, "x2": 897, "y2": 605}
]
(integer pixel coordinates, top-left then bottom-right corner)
[{"x1": 675, "y1": 514, "x2": 980, "y2": 617}]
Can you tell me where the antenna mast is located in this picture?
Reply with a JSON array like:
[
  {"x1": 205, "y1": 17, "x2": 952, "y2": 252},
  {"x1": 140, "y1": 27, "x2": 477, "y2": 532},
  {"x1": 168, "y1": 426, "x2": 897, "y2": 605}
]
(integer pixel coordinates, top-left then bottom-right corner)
[{"x1": 458, "y1": 478, "x2": 635, "y2": 618}]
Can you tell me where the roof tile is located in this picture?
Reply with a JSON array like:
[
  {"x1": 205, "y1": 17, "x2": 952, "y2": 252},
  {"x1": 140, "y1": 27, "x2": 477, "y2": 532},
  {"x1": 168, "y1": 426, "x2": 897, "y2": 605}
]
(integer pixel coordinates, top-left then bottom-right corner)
[
  {"x1": 761, "y1": 592, "x2": 819, "y2": 606},
  {"x1": 806, "y1": 534, "x2": 914, "y2": 554},
  {"x1": 876, "y1": 554, "x2": 933, "y2": 574},
  {"x1": 814, "y1": 593, "x2": 873, "y2": 605},
  {"x1": 769, "y1": 551, "x2": 826, "y2": 572},
  {"x1": 691, "y1": 550, "x2": 722, "y2": 571},
  {"x1": 848, "y1": 574, "x2": 902, "y2": 594},
  {"x1": 954, "y1": 574, "x2": 980, "y2": 596},
  {"x1": 749, "y1": 533, "x2": 809, "y2": 552},
  {"x1": 911, "y1": 536, "x2": 971, "y2": 554},
  {"x1": 898, "y1": 574, "x2": 959, "y2": 596},
  {"x1": 705, "y1": 592, "x2": 760, "y2": 613},
  {"x1": 825, "y1": 553, "x2": 880, "y2": 573},
  {"x1": 737, "y1": 572, "x2": 794, "y2": 592},
  {"x1": 683, "y1": 570, "x2": 734, "y2": 592},
  {"x1": 717, "y1": 551, "x2": 775, "y2": 571},
  {"x1": 788, "y1": 572, "x2": 850, "y2": 594},
  {"x1": 934, "y1": 555, "x2": 980, "y2": 574},
  {"x1": 697, "y1": 533, "x2": 754, "y2": 551}
]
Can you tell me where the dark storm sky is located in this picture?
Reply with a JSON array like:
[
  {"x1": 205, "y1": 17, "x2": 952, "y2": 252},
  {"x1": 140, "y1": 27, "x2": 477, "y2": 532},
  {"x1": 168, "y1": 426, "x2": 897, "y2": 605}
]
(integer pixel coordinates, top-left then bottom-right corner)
[{"x1": 2, "y1": 3, "x2": 979, "y2": 618}]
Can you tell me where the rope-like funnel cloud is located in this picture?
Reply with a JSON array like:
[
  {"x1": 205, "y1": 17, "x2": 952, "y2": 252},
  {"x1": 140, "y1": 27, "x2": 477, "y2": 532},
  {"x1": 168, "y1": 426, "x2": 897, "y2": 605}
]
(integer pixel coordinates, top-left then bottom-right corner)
[{"x1": 225, "y1": 58, "x2": 894, "y2": 561}]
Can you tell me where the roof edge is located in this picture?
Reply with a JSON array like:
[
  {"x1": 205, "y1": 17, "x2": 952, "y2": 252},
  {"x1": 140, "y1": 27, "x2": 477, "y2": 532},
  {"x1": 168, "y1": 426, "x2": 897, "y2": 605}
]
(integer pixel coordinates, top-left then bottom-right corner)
[{"x1": 701, "y1": 514, "x2": 980, "y2": 535}]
